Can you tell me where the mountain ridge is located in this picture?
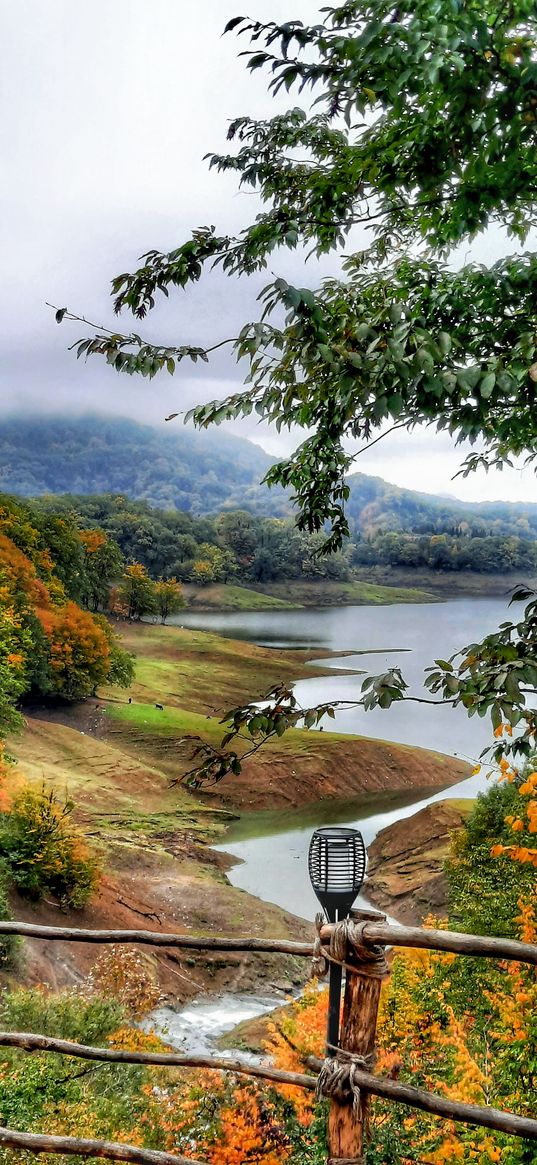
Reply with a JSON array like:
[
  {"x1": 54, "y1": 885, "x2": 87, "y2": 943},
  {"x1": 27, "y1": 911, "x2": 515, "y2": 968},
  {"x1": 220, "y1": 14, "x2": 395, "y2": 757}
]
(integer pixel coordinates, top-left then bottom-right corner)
[{"x1": 1, "y1": 412, "x2": 536, "y2": 535}]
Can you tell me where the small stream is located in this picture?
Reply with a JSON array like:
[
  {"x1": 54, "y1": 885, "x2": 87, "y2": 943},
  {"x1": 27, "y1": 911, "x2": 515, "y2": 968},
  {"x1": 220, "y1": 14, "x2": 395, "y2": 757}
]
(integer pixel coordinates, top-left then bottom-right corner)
[
  {"x1": 146, "y1": 994, "x2": 283, "y2": 1060},
  {"x1": 159, "y1": 597, "x2": 510, "y2": 1049}
]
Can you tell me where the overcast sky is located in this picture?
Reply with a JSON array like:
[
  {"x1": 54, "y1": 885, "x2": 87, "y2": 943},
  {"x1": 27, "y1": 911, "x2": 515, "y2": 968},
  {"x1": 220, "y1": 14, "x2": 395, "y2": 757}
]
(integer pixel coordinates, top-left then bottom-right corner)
[{"x1": 1, "y1": 1, "x2": 535, "y2": 504}]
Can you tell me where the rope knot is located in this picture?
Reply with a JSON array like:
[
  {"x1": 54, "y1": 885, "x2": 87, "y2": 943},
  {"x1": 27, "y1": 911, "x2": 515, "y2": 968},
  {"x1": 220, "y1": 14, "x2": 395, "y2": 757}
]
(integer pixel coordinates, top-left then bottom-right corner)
[
  {"x1": 316, "y1": 1050, "x2": 375, "y2": 1118},
  {"x1": 310, "y1": 915, "x2": 389, "y2": 980}
]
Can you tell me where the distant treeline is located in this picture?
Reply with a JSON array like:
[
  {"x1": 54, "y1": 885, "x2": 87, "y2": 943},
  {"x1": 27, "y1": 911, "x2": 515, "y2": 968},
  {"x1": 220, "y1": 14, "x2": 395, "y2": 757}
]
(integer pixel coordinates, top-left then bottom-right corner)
[
  {"x1": 351, "y1": 531, "x2": 537, "y2": 573},
  {"x1": 31, "y1": 493, "x2": 537, "y2": 581},
  {"x1": 31, "y1": 494, "x2": 351, "y2": 584}
]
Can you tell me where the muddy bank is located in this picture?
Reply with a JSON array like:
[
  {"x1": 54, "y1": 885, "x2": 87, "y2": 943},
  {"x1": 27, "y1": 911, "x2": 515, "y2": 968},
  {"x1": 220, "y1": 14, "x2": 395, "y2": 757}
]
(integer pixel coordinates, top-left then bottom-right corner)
[
  {"x1": 6, "y1": 831, "x2": 312, "y2": 1003},
  {"x1": 7, "y1": 622, "x2": 469, "y2": 999},
  {"x1": 364, "y1": 800, "x2": 473, "y2": 924},
  {"x1": 190, "y1": 737, "x2": 469, "y2": 813}
]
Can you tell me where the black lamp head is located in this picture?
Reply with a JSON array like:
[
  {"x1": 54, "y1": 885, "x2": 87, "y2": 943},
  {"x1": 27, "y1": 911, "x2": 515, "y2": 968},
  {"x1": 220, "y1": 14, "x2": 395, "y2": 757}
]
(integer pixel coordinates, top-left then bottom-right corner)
[{"x1": 308, "y1": 826, "x2": 367, "y2": 922}]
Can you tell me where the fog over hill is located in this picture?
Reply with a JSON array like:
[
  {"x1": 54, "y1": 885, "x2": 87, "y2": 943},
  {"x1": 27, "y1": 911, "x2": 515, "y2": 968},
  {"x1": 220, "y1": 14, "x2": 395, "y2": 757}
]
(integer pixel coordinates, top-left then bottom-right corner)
[{"x1": 1, "y1": 413, "x2": 537, "y2": 537}]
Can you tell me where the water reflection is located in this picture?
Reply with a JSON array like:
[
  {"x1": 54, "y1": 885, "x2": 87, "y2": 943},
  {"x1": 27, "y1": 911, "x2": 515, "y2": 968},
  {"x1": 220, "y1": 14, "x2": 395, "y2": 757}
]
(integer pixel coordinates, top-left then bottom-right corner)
[{"x1": 215, "y1": 768, "x2": 486, "y2": 922}]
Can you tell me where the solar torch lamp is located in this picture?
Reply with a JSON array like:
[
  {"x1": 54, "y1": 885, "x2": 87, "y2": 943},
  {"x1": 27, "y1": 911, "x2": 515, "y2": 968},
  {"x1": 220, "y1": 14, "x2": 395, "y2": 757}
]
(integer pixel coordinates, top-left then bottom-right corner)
[{"x1": 308, "y1": 826, "x2": 367, "y2": 1055}]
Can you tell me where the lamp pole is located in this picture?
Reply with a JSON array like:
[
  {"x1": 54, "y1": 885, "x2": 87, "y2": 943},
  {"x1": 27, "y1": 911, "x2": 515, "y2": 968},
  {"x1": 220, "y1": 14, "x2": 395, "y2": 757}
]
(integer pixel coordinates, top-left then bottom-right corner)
[{"x1": 308, "y1": 826, "x2": 366, "y2": 1056}]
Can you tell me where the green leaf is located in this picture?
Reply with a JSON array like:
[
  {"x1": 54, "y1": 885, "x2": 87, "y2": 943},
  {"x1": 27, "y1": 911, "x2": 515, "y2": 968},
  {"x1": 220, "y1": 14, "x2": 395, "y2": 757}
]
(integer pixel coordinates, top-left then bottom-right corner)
[
  {"x1": 224, "y1": 16, "x2": 244, "y2": 33},
  {"x1": 480, "y1": 372, "x2": 496, "y2": 399}
]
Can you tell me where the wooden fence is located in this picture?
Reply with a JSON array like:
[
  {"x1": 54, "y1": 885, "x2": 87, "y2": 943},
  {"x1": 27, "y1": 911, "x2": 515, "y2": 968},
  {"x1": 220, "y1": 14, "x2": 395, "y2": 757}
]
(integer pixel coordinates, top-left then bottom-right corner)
[{"x1": 0, "y1": 911, "x2": 535, "y2": 1165}]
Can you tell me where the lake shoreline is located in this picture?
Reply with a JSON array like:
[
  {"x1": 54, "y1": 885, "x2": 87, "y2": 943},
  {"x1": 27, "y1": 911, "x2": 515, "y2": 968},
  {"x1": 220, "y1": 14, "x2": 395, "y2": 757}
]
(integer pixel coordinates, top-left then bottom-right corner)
[
  {"x1": 180, "y1": 571, "x2": 528, "y2": 614},
  {"x1": 182, "y1": 577, "x2": 439, "y2": 612},
  {"x1": 189, "y1": 597, "x2": 507, "y2": 922}
]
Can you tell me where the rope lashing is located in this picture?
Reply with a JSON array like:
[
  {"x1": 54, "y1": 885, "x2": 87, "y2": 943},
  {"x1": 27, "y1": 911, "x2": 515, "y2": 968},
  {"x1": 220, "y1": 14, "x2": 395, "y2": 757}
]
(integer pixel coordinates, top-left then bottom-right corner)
[
  {"x1": 311, "y1": 914, "x2": 389, "y2": 980},
  {"x1": 312, "y1": 912, "x2": 330, "y2": 978},
  {"x1": 316, "y1": 1048, "x2": 376, "y2": 1117}
]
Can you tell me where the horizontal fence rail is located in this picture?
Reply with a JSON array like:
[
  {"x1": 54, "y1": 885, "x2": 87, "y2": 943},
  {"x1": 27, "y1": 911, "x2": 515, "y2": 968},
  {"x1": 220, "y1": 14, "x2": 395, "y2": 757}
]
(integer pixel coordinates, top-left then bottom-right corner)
[
  {"x1": 306, "y1": 1057, "x2": 537, "y2": 1142},
  {"x1": 0, "y1": 1126, "x2": 204, "y2": 1165},
  {"x1": 339, "y1": 920, "x2": 537, "y2": 966},
  {"x1": 3, "y1": 1030, "x2": 537, "y2": 1143},
  {"x1": 0, "y1": 920, "x2": 313, "y2": 956},
  {"x1": 1, "y1": 918, "x2": 537, "y2": 965},
  {"x1": 0, "y1": 1030, "x2": 316, "y2": 1092}
]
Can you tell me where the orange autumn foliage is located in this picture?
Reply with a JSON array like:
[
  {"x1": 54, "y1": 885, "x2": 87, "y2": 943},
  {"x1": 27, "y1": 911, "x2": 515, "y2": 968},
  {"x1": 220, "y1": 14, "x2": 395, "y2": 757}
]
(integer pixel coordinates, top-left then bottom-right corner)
[
  {"x1": 0, "y1": 502, "x2": 131, "y2": 719},
  {"x1": 208, "y1": 1086, "x2": 286, "y2": 1165},
  {"x1": 0, "y1": 533, "x2": 50, "y2": 608},
  {"x1": 80, "y1": 529, "x2": 107, "y2": 555},
  {"x1": 135, "y1": 1070, "x2": 291, "y2": 1164},
  {"x1": 261, "y1": 902, "x2": 537, "y2": 1165},
  {"x1": 37, "y1": 601, "x2": 110, "y2": 698},
  {"x1": 488, "y1": 762, "x2": 537, "y2": 866},
  {"x1": 266, "y1": 986, "x2": 325, "y2": 1124}
]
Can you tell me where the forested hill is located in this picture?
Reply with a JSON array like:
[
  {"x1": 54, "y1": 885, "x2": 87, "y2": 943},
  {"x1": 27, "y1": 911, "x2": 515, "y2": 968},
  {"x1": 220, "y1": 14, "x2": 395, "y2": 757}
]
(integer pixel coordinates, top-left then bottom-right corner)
[
  {"x1": 0, "y1": 414, "x2": 282, "y2": 516},
  {"x1": 2, "y1": 413, "x2": 537, "y2": 538}
]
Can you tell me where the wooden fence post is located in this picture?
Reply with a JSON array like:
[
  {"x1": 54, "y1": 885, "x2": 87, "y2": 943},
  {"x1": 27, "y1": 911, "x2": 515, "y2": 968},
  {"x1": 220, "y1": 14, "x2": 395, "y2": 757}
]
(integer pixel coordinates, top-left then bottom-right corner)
[{"x1": 327, "y1": 909, "x2": 390, "y2": 1165}]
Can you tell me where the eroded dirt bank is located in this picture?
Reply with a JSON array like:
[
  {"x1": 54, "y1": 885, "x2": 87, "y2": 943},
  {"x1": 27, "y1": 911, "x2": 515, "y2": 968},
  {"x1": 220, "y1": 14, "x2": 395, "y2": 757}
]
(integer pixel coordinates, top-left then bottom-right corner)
[{"x1": 364, "y1": 800, "x2": 473, "y2": 924}]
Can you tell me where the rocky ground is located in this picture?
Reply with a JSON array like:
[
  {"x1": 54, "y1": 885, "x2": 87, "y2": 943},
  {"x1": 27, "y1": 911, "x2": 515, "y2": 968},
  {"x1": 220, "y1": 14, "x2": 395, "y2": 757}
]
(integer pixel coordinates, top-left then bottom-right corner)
[{"x1": 364, "y1": 799, "x2": 473, "y2": 924}]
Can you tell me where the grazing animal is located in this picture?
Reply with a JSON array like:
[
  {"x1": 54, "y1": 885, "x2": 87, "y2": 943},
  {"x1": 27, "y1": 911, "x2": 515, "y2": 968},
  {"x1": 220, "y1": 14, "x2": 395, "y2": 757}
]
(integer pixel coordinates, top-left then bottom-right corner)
[{"x1": 155, "y1": 703, "x2": 164, "y2": 711}]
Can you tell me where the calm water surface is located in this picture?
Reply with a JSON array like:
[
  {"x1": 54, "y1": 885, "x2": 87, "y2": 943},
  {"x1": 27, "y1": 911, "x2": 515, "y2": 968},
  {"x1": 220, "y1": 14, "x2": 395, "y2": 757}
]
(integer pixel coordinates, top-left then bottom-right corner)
[{"x1": 175, "y1": 597, "x2": 511, "y2": 919}]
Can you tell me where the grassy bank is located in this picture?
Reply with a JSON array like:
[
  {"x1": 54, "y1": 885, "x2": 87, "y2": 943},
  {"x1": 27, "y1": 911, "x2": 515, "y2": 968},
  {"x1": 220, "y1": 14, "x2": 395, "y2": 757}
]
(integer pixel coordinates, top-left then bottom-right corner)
[
  {"x1": 9, "y1": 709, "x2": 312, "y2": 999},
  {"x1": 254, "y1": 578, "x2": 438, "y2": 606},
  {"x1": 351, "y1": 566, "x2": 537, "y2": 597},
  {"x1": 99, "y1": 623, "x2": 468, "y2": 813},
  {"x1": 182, "y1": 582, "x2": 296, "y2": 610},
  {"x1": 183, "y1": 577, "x2": 438, "y2": 610}
]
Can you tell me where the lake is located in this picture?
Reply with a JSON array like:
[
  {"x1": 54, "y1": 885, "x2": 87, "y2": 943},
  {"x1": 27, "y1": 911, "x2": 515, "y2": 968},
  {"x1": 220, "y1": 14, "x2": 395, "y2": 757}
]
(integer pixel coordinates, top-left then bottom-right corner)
[{"x1": 173, "y1": 596, "x2": 511, "y2": 920}]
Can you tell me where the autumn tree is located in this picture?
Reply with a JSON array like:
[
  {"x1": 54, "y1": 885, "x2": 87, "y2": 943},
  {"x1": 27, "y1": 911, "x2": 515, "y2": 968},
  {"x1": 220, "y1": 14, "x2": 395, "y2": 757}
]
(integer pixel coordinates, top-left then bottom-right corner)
[
  {"x1": 191, "y1": 544, "x2": 237, "y2": 585},
  {"x1": 113, "y1": 562, "x2": 157, "y2": 621},
  {"x1": 0, "y1": 783, "x2": 100, "y2": 908},
  {"x1": 79, "y1": 528, "x2": 124, "y2": 611},
  {"x1": 154, "y1": 577, "x2": 184, "y2": 624},
  {"x1": 38, "y1": 601, "x2": 111, "y2": 699},
  {"x1": 0, "y1": 533, "x2": 54, "y2": 717},
  {"x1": 446, "y1": 773, "x2": 536, "y2": 935},
  {"x1": 0, "y1": 590, "x2": 28, "y2": 736},
  {"x1": 92, "y1": 613, "x2": 135, "y2": 688}
]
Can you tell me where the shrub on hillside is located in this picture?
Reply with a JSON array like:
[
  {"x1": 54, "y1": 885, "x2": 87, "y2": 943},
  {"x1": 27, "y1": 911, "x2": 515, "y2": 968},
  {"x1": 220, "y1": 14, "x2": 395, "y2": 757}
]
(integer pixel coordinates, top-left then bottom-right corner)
[
  {"x1": 0, "y1": 986, "x2": 128, "y2": 1141},
  {"x1": 86, "y1": 946, "x2": 161, "y2": 1018},
  {"x1": 446, "y1": 777, "x2": 536, "y2": 937},
  {"x1": 0, "y1": 984, "x2": 124, "y2": 1044},
  {"x1": 0, "y1": 784, "x2": 100, "y2": 908}
]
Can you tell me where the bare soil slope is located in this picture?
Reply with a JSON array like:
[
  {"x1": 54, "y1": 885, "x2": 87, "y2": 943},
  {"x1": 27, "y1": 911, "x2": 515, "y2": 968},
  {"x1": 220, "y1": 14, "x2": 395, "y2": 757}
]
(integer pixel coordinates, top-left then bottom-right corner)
[{"x1": 365, "y1": 800, "x2": 473, "y2": 924}]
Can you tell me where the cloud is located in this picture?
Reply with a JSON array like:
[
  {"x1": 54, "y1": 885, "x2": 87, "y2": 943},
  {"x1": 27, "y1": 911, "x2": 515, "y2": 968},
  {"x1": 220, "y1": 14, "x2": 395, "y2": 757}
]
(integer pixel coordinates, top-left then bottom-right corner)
[{"x1": 1, "y1": 1, "x2": 535, "y2": 508}]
